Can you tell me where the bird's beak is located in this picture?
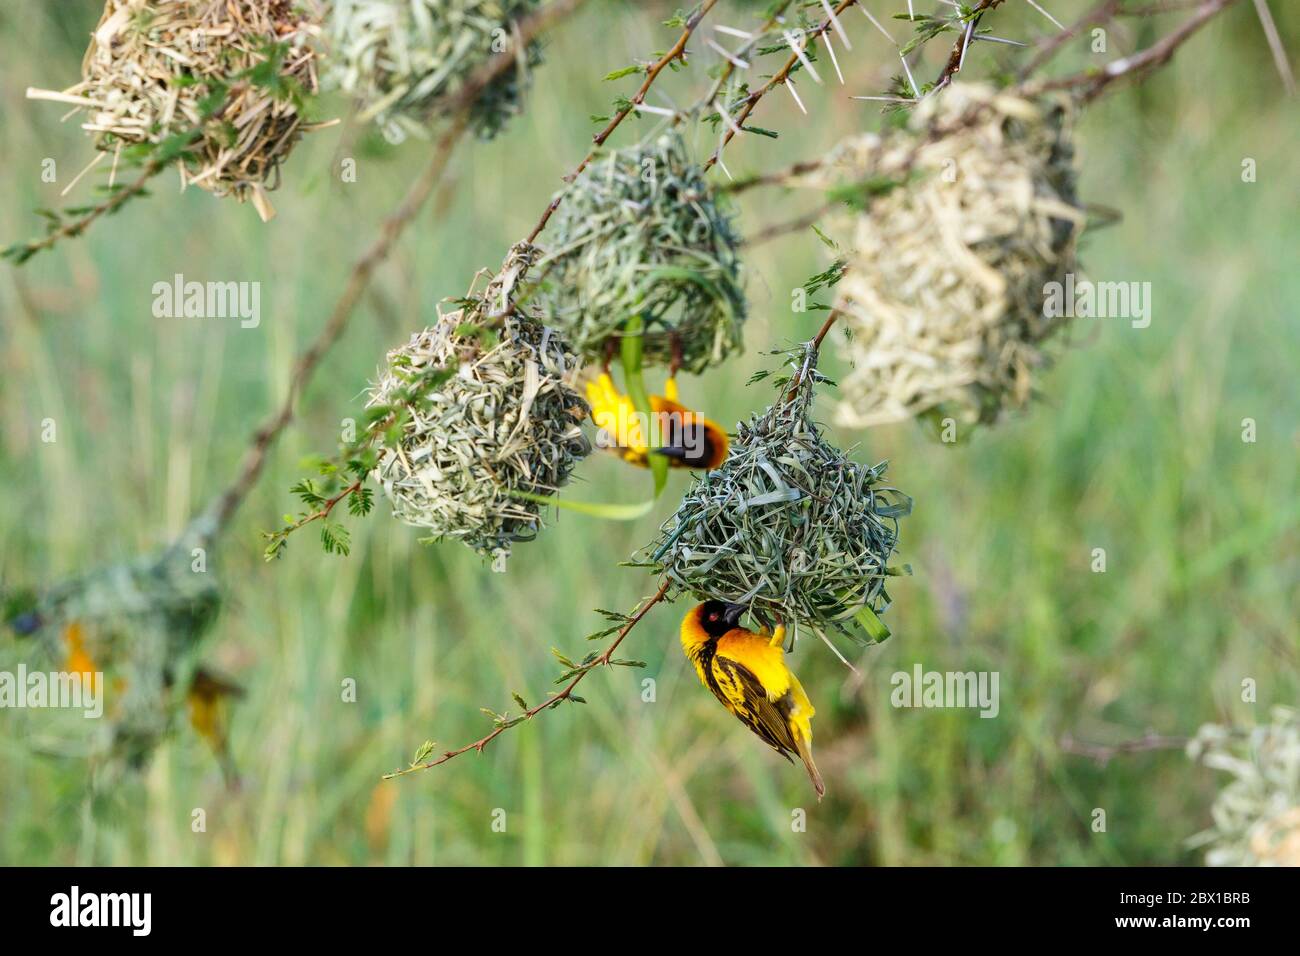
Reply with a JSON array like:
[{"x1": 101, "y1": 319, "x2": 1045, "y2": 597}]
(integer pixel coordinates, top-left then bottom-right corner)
[
  {"x1": 652, "y1": 445, "x2": 690, "y2": 460},
  {"x1": 721, "y1": 602, "x2": 747, "y2": 629}
]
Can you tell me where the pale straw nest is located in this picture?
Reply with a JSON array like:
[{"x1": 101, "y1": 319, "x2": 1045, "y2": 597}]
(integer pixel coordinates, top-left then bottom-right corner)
[
  {"x1": 367, "y1": 244, "x2": 591, "y2": 564},
  {"x1": 812, "y1": 83, "x2": 1085, "y2": 427},
  {"x1": 323, "y1": 0, "x2": 541, "y2": 142},
  {"x1": 540, "y1": 130, "x2": 746, "y2": 374},
  {"x1": 1188, "y1": 708, "x2": 1300, "y2": 866},
  {"x1": 642, "y1": 348, "x2": 911, "y2": 651},
  {"x1": 33, "y1": 0, "x2": 322, "y2": 220}
]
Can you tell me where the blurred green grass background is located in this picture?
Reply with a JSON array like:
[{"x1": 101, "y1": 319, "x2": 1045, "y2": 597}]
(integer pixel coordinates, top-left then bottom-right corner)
[{"x1": 0, "y1": 0, "x2": 1296, "y2": 865}]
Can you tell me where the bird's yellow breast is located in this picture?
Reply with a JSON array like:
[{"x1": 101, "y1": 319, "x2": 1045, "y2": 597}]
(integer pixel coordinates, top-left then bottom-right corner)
[{"x1": 715, "y1": 631, "x2": 792, "y2": 701}]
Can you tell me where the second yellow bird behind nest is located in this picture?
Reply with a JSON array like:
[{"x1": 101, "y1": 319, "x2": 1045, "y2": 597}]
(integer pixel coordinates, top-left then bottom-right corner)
[
  {"x1": 586, "y1": 372, "x2": 728, "y2": 470},
  {"x1": 681, "y1": 600, "x2": 824, "y2": 797}
]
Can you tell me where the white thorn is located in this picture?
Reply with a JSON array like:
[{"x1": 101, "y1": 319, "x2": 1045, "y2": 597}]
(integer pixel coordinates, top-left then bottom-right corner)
[
  {"x1": 717, "y1": 153, "x2": 733, "y2": 181},
  {"x1": 850, "y1": 94, "x2": 917, "y2": 102},
  {"x1": 1024, "y1": 0, "x2": 1065, "y2": 32},
  {"x1": 859, "y1": 5, "x2": 896, "y2": 45},
  {"x1": 635, "y1": 103, "x2": 679, "y2": 118},
  {"x1": 716, "y1": 105, "x2": 744, "y2": 137},
  {"x1": 958, "y1": 19, "x2": 974, "y2": 72},
  {"x1": 713, "y1": 24, "x2": 755, "y2": 40},
  {"x1": 820, "y1": 0, "x2": 852, "y2": 51},
  {"x1": 706, "y1": 38, "x2": 750, "y2": 70},
  {"x1": 907, "y1": 0, "x2": 915, "y2": 21},
  {"x1": 785, "y1": 31, "x2": 822, "y2": 85},
  {"x1": 822, "y1": 32, "x2": 845, "y2": 85},
  {"x1": 899, "y1": 51, "x2": 920, "y2": 98},
  {"x1": 973, "y1": 34, "x2": 1028, "y2": 47},
  {"x1": 785, "y1": 76, "x2": 807, "y2": 114}
]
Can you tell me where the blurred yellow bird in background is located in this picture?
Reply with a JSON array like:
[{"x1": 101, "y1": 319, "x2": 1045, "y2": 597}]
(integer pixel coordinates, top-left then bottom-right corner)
[
  {"x1": 586, "y1": 372, "x2": 729, "y2": 470},
  {"x1": 680, "y1": 600, "x2": 824, "y2": 798}
]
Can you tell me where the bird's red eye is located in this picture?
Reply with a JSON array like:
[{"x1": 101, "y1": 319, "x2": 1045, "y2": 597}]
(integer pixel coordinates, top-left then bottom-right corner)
[{"x1": 708, "y1": 612, "x2": 718, "y2": 621}]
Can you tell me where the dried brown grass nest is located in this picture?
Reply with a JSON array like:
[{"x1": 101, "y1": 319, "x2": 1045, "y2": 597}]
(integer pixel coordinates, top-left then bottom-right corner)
[
  {"x1": 367, "y1": 244, "x2": 591, "y2": 564},
  {"x1": 30, "y1": 0, "x2": 323, "y2": 220},
  {"x1": 641, "y1": 349, "x2": 912, "y2": 653},
  {"x1": 810, "y1": 82, "x2": 1085, "y2": 427}
]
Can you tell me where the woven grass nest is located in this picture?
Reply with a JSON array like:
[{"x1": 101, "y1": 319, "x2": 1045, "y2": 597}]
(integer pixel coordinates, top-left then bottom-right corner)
[
  {"x1": 540, "y1": 130, "x2": 746, "y2": 374},
  {"x1": 367, "y1": 244, "x2": 591, "y2": 563},
  {"x1": 815, "y1": 82, "x2": 1085, "y2": 427},
  {"x1": 3, "y1": 519, "x2": 221, "y2": 767},
  {"x1": 643, "y1": 349, "x2": 911, "y2": 649},
  {"x1": 35, "y1": 0, "x2": 322, "y2": 220},
  {"x1": 324, "y1": 0, "x2": 542, "y2": 142}
]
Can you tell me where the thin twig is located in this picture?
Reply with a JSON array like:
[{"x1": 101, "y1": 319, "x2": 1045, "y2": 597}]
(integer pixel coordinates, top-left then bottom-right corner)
[
  {"x1": 1059, "y1": 730, "x2": 1190, "y2": 766},
  {"x1": 784, "y1": 307, "x2": 844, "y2": 402},
  {"x1": 385, "y1": 579, "x2": 672, "y2": 777},
  {"x1": 1019, "y1": 0, "x2": 1121, "y2": 80},
  {"x1": 694, "y1": 1, "x2": 797, "y2": 114},
  {"x1": 1027, "y1": 0, "x2": 1244, "y2": 101},
  {"x1": 932, "y1": 0, "x2": 1006, "y2": 91},
  {"x1": 525, "y1": 0, "x2": 720, "y2": 244},
  {"x1": 4, "y1": 156, "x2": 164, "y2": 264}
]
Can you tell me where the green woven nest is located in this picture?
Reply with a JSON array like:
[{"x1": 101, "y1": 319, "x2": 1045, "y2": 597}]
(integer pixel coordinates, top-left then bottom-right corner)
[
  {"x1": 324, "y1": 0, "x2": 542, "y2": 141},
  {"x1": 817, "y1": 83, "x2": 1084, "y2": 427},
  {"x1": 367, "y1": 245, "x2": 591, "y2": 563},
  {"x1": 643, "y1": 350, "x2": 911, "y2": 646},
  {"x1": 2, "y1": 518, "x2": 221, "y2": 768},
  {"x1": 539, "y1": 130, "x2": 747, "y2": 374}
]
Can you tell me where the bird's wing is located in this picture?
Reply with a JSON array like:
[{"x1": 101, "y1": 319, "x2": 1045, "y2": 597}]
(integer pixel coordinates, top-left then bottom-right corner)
[{"x1": 711, "y1": 656, "x2": 799, "y2": 760}]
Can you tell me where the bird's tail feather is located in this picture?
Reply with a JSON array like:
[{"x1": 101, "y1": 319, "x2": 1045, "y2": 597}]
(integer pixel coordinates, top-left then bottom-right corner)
[{"x1": 794, "y1": 734, "x2": 825, "y2": 799}]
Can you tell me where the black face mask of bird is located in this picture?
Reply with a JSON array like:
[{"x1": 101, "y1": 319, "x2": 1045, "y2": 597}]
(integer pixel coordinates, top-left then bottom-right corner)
[{"x1": 700, "y1": 600, "x2": 747, "y2": 638}]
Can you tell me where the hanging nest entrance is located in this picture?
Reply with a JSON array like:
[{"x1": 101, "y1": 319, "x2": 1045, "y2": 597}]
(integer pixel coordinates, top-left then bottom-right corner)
[
  {"x1": 323, "y1": 0, "x2": 543, "y2": 142},
  {"x1": 810, "y1": 83, "x2": 1085, "y2": 427},
  {"x1": 539, "y1": 130, "x2": 746, "y2": 374},
  {"x1": 31, "y1": 0, "x2": 323, "y2": 220},
  {"x1": 367, "y1": 244, "x2": 591, "y2": 564},
  {"x1": 641, "y1": 348, "x2": 912, "y2": 651}
]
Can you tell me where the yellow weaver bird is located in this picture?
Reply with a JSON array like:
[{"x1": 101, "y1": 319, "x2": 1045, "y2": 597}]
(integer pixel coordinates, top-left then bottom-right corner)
[
  {"x1": 681, "y1": 600, "x2": 824, "y2": 798},
  {"x1": 586, "y1": 372, "x2": 728, "y2": 470},
  {"x1": 186, "y1": 668, "x2": 244, "y2": 788}
]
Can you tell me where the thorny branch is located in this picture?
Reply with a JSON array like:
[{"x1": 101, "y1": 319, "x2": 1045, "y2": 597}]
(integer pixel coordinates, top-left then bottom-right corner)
[
  {"x1": 932, "y1": 0, "x2": 1006, "y2": 91},
  {"x1": 386, "y1": 579, "x2": 672, "y2": 777},
  {"x1": 4, "y1": 148, "x2": 172, "y2": 264},
  {"x1": 1059, "y1": 730, "x2": 1190, "y2": 766},
  {"x1": 704, "y1": 0, "x2": 861, "y2": 170},
  {"x1": 1028, "y1": 0, "x2": 1246, "y2": 101},
  {"x1": 525, "y1": 0, "x2": 720, "y2": 244}
]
